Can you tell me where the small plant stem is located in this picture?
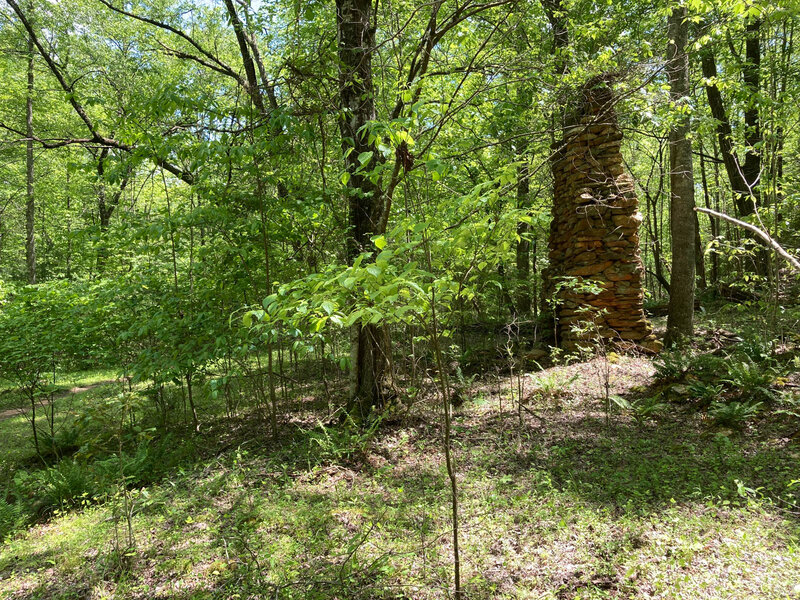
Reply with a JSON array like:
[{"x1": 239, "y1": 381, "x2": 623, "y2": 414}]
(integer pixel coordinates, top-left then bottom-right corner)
[{"x1": 421, "y1": 231, "x2": 462, "y2": 599}]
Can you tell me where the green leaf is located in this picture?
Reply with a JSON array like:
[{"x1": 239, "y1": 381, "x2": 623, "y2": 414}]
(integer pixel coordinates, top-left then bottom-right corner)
[
  {"x1": 374, "y1": 235, "x2": 387, "y2": 250},
  {"x1": 343, "y1": 308, "x2": 365, "y2": 327}
]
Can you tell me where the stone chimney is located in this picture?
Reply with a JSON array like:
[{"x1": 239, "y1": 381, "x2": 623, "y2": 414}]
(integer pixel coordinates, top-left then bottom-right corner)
[{"x1": 547, "y1": 78, "x2": 661, "y2": 353}]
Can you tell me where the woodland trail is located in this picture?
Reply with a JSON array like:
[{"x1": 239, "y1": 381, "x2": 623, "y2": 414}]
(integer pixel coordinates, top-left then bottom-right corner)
[{"x1": 0, "y1": 379, "x2": 119, "y2": 422}]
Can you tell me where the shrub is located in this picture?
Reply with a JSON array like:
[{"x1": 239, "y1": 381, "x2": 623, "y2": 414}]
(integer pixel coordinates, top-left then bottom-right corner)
[
  {"x1": 300, "y1": 414, "x2": 383, "y2": 465},
  {"x1": 0, "y1": 496, "x2": 26, "y2": 540},
  {"x1": 626, "y1": 395, "x2": 670, "y2": 425},
  {"x1": 688, "y1": 381, "x2": 725, "y2": 405},
  {"x1": 14, "y1": 459, "x2": 99, "y2": 513},
  {"x1": 708, "y1": 401, "x2": 763, "y2": 429},
  {"x1": 736, "y1": 332, "x2": 776, "y2": 365},
  {"x1": 653, "y1": 348, "x2": 694, "y2": 382},
  {"x1": 38, "y1": 426, "x2": 83, "y2": 460},
  {"x1": 722, "y1": 360, "x2": 777, "y2": 403}
]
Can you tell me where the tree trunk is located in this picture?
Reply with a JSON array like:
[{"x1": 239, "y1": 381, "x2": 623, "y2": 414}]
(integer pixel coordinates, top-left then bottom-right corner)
[
  {"x1": 186, "y1": 372, "x2": 199, "y2": 432},
  {"x1": 696, "y1": 207, "x2": 800, "y2": 273},
  {"x1": 542, "y1": 0, "x2": 569, "y2": 78},
  {"x1": 515, "y1": 159, "x2": 532, "y2": 315},
  {"x1": 96, "y1": 149, "x2": 130, "y2": 271},
  {"x1": 336, "y1": 0, "x2": 391, "y2": 416},
  {"x1": 665, "y1": 5, "x2": 695, "y2": 346},
  {"x1": 741, "y1": 18, "x2": 761, "y2": 205},
  {"x1": 25, "y1": 32, "x2": 35, "y2": 285},
  {"x1": 700, "y1": 20, "x2": 761, "y2": 218},
  {"x1": 698, "y1": 140, "x2": 719, "y2": 285},
  {"x1": 540, "y1": 0, "x2": 570, "y2": 316},
  {"x1": 65, "y1": 165, "x2": 72, "y2": 279},
  {"x1": 694, "y1": 211, "x2": 707, "y2": 290}
]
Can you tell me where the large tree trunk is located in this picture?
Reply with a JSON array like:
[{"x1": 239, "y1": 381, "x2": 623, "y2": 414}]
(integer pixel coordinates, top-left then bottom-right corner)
[
  {"x1": 336, "y1": 0, "x2": 391, "y2": 416},
  {"x1": 25, "y1": 32, "x2": 35, "y2": 285},
  {"x1": 665, "y1": 5, "x2": 695, "y2": 346}
]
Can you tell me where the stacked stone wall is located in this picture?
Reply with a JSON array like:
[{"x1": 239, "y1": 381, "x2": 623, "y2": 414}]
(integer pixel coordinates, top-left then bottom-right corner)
[{"x1": 547, "y1": 82, "x2": 660, "y2": 353}]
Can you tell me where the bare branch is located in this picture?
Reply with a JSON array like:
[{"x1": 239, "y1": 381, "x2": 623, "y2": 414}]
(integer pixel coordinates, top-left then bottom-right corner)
[
  {"x1": 95, "y1": 0, "x2": 241, "y2": 83},
  {"x1": 4, "y1": 0, "x2": 195, "y2": 185}
]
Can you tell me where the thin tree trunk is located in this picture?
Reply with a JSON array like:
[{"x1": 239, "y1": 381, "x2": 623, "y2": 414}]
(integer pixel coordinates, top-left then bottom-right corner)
[
  {"x1": 665, "y1": 5, "x2": 695, "y2": 345},
  {"x1": 96, "y1": 149, "x2": 130, "y2": 271},
  {"x1": 255, "y1": 161, "x2": 279, "y2": 437},
  {"x1": 515, "y1": 155, "x2": 532, "y2": 315},
  {"x1": 741, "y1": 17, "x2": 762, "y2": 205},
  {"x1": 29, "y1": 387, "x2": 40, "y2": 458},
  {"x1": 694, "y1": 211, "x2": 707, "y2": 290},
  {"x1": 698, "y1": 139, "x2": 718, "y2": 285},
  {"x1": 65, "y1": 166, "x2": 72, "y2": 279},
  {"x1": 186, "y1": 372, "x2": 199, "y2": 432},
  {"x1": 25, "y1": 32, "x2": 35, "y2": 284},
  {"x1": 700, "y1": 20, "x2": 761, "y2": 218}
]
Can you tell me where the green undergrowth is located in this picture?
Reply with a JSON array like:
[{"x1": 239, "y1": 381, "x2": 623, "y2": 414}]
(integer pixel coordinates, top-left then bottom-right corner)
[
  {"x1": 0, "y1": 371, "x2": 207, "y2": 544},
  {"x1": 2, "y1": 333, "x2": 800, "y2": 600},
  {"x1": 2, "y1": 382, "x2": 800, "y2": 599}
]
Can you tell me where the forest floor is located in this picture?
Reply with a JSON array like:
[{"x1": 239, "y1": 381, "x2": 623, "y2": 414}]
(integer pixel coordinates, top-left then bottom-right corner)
[{"x1": 1, "y1": 352, "x2": 799, "y2": 599}]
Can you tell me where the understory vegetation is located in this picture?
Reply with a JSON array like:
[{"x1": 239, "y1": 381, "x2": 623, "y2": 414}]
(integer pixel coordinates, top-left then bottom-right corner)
[{"x1": 1, "y1": 306, "x2": 799, "y2": 599}]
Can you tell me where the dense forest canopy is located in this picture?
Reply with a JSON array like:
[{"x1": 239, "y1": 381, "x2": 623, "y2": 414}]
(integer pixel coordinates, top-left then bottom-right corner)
[{"x1": 0, "y1": 0, "x2": 799, "y2": 598}]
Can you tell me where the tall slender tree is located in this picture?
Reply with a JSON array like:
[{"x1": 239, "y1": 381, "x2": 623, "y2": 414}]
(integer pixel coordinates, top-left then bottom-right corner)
[
  {"x1": 665, "y1": 3, "x2": 695, "y2": 345},
  {"x1": 699, "y1": 17, "x2": 762, "y2": 218},
  {"x1": 25, "y1": 27, "x2": 35, "y2": 284}
]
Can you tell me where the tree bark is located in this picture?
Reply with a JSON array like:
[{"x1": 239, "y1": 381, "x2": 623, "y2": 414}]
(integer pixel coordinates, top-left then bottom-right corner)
[
  {"x1": 517, "y1": 1, "x2": 569, "y2": 317},
  {"x1": 694, "y1": 211, "x2": 707, "y2": 290},
  {"x1": 25, "y1": 31, "x2": 35, "y2": 284},
  {"x1": 700, "y1": 22, "x2": 761, "y2": 217},
  {"x1": 336, "y1": 0, "x2": 391, "y2": 416},
  {"x1": 542, "y1": 0, "x2": 569, "y2": 78},
  {"x1": 698, "y1": 139, "x2": 719, "y2": 285},
  {"x1": 540, "y1": 0, "x2": 570, "y2": 315},
  {"x1": 665, "y1": 5, "x2": 695, "y2": 346},
  {"x1": 741, "y1": 18, "x2": 761, "y2": 204}
]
